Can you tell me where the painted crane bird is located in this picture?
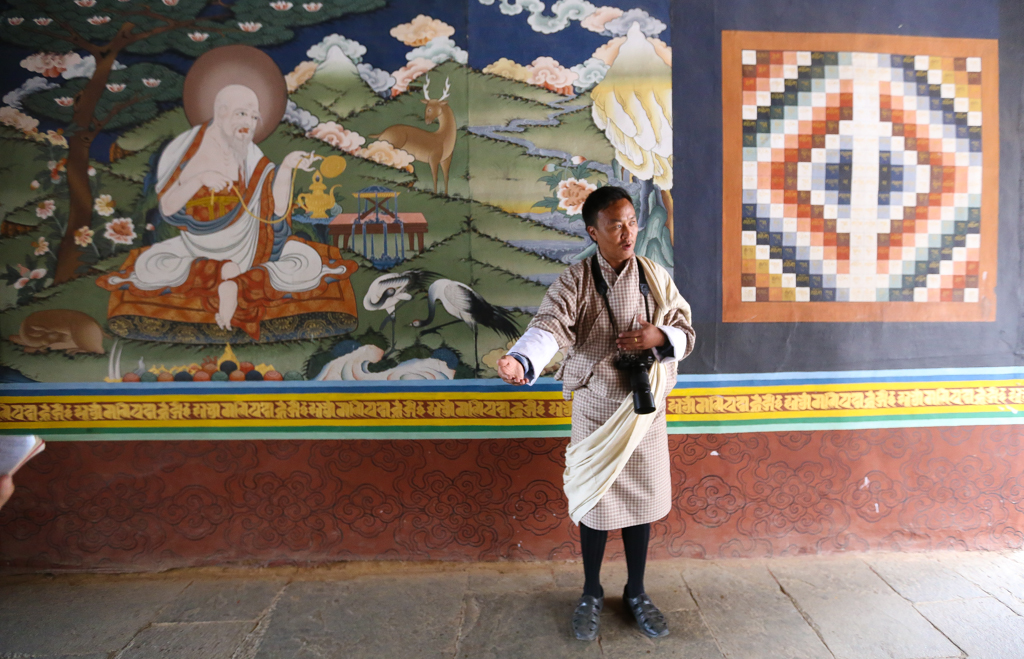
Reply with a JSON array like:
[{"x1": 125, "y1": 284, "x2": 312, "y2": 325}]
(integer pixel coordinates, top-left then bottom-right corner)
[
  {"x1": 410, "y1": 278, "x2": 520, "y2": 375},
  {"x1": 363, "y1": 269, "x2": 439, "y2": 350}
]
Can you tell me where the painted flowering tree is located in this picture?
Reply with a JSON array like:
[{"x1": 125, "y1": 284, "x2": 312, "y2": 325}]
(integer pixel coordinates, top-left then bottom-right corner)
[{"x1": 0, "y1": 0, "x2": 384, "y2": 284}]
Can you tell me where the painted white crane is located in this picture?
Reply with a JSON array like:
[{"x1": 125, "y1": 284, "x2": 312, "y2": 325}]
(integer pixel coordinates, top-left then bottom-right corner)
[
  {"x1": 362, "y1": 269, "x2": 437, "y2": 349},
  {"x1": 410, "y1": 278, "x2": 520, "y2": 374}
]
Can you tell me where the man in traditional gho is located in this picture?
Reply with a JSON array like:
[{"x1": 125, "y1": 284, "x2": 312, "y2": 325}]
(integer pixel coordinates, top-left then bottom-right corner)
[{"x1": 497, "y1": 186, "x2": 694, "y2": 641}]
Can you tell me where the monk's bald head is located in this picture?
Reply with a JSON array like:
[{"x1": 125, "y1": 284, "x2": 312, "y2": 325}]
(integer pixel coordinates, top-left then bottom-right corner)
[{"x1": 213, "y1": 85, "x2": 262, "y2": 150}]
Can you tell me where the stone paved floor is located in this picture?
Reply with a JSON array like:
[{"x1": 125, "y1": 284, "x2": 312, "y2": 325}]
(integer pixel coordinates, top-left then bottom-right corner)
[{"x1": 1, "y1": 550, "x2": 1023, "y2": 658}]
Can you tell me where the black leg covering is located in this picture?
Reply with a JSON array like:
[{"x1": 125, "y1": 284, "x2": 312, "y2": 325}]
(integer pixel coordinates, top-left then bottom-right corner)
[
  {"x1": 579, "y1": 522, "x2": 608, "y2": 599},
  {"x1": 621, "y1": 523, "x2": 651, "y2": 599}
]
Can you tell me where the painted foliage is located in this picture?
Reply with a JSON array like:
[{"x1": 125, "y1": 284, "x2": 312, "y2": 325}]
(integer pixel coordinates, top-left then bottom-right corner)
[{"x1": 0, "y1": 0, "x2": 673, "y2": 386}]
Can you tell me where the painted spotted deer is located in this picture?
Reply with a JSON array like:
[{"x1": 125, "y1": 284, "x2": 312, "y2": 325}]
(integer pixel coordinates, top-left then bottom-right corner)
[{"x1": 370, "y1": 76, "x2": 457, "y2": 196}]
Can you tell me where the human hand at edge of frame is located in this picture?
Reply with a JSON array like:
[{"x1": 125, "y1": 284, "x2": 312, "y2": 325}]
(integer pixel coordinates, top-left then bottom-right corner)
[
  {"x1": 497, "y1": 356, "x2": 527, "y2": 385},
  {"x1": 616, "y1": 315, "x2": 667, "y2": 352},
  {"x1": 0, "y1": 474, "x2": 13, "y2": 511}
]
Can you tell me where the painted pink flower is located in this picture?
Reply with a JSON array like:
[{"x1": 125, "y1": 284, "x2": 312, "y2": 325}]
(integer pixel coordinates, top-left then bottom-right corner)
[
  {"x1": 36, "y1": 199, "x2": 55, "y2": 219},
  {"x1": 32, "y1": 236, "x2": 49, "y2": 256},
  {"x1": 542, "y1": 163, "x2": 556, "y2": 172},
  {"x1": 87, "y1": 15, "x2": 111, "y2": 25},
  {"x1": 88, "y1": 166, "x2": 96, "y2": 177},
  {"x1": 7, "y1": 18, "x2": 24, "y2": 25},
  {"x1": 142, "y1": 78, "x2": 161, "y2": 87},
  {"x1": 30, "y1": 268, "x2": 46, "y2": 280},
  {"x1": 556, "y1": 177, "x2": 597, "y2": 216},
  {"x1": 106, "y1": 83, "x2": 125, "y2": 93},
  {"x1": 238, "y1": 21, "x2": 262, "y2": 32},
  {"x1": 29, "y1": 180, "x2": 39, "y2": 190},
  {"x1": 74, "y1": 0, "x2": 97, "y2": 6},
  {"x1": 94, "y1": 194, "x2": 115, "y2": 217},
  {"x1": 270, "y1": 1, "x2": 293, "y2": 9},
  {"x1": 55, "y1": 97, "x2": 74, "y2": 107},
  {"x1": 162, "y1": 0, "x2": 179, "y2": 5},
  {"x1": 303, "y1": 2, "x2": 323, "y2": 11},
  {"x1": 571, "y1": 155, "x2": 586, "y2": 165},
  {"x1": 188, "y1": 32, "x2": 209, "y2": 42},
  {"x1": 104, "y1": 217, "x2": 136, "y2": 245},
  {"x1": 74, "y1": 226, "x2": 94, "y2": 247},
  {"x1": 33, "y1": 18, "x2": 52, "y2": 26},
  {"x1": 13, "y1": 277, "x2": 29, "y2": 289}
]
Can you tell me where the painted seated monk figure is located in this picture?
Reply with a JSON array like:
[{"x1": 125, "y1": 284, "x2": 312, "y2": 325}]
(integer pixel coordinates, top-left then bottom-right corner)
[{"x1": 98, "y1": 76, "x2": 358, "y2": 343}]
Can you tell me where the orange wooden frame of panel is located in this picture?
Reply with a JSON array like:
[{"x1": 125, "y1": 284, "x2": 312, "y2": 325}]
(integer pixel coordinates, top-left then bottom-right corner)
[{"x1": 721, "y1": 31, "x2": 999, "y2": 322}]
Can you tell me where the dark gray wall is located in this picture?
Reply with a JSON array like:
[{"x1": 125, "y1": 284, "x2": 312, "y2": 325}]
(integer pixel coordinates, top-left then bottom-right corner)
[{"x1": 672, "y1": 0, "x2": 1022, "y2": 374}]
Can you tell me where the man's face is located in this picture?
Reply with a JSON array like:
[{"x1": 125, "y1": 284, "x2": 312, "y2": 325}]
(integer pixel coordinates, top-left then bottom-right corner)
[
  {"x1": 215, "y1": 86, "x2": 261, "y2": 145},
  {"x1": 586, "y1": 197, "x2": 638, "y2": 267}
]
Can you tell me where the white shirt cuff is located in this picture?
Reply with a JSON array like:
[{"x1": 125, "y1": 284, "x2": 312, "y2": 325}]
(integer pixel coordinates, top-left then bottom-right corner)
[
  {"x1": 507, "y1": 327, "x2": 560, "y2": 385},
  {"x1": 652, "y1": 325, "x2": 688, "y2": 364}
]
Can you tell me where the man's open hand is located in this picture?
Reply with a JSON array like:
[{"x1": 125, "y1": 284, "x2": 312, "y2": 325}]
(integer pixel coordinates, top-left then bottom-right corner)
[{"x1": 616, "y1": 316, "x2": 667, "y2": 352}]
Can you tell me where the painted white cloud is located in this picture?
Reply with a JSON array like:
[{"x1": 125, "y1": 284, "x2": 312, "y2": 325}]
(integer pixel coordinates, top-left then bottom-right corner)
[
  {"x1": 62, "y1": 54, "x2": 126, "y2": 80},
  {"x1": 357, "y1": 63, "x2": 395, "y2": 95},
  {"x1": 3, "y1": 77, "x2": 59, "y2": 108},
  {"x1": 570, "y1": 57, "x2": 609, "y2": 92},
  {"x1": 307, "y1": 34, "x2": 366, "y2": 64},
  {"x1": 602, "y1": 8, "x2": 666, "y2": 37},
  {"x1": 407, "y1": 37, "x2": 468, "y2": 65},
  {"x1": 477, "y1": 0, "x2": 603, "y2": 34},
  {"x1": 282, "y1": 99, "x2": 319, "y2": 132}
]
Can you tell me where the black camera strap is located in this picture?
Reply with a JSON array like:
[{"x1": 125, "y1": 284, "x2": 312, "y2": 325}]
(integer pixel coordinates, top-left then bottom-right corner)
[{"x1": 590, "y1": 254, "x2": 651, "y2": 339}]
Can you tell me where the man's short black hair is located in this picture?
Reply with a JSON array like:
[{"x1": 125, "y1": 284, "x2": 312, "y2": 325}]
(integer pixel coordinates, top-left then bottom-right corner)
[{"x1": 581, "y1": 185, "x2": 633, "y2": 229}]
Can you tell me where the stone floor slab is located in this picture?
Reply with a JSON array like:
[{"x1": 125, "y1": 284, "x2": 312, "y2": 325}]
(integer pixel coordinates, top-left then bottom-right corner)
[
  {"x1": 865, "y1": 554, "x2": 988, "y2": 602},
  {"x1": 156, "y1": 578, "x2": 286, "y2": 623},
  {"x1": 770, "y1": 557, "x2": 961, "y2": 659},
  {"x1": 0, "y1": 578, "x2": 187, "y2": 656},
  {"x1": 118, "y1": 621, "x2": 252, "y2": 659},
  {"x1": 683, "y1": 561, "x2": 832, "y2": 659},
  {"x1": 599, "y1": 607, "x2": 725, "y2": 658},
  {"x1": 253, "y1": 573, "x2": 466, "y2": 659},
  {"x1": 551, "y1": 559, "x2": 696, "y2": 613},
  {"x1": 467, "y1": 565, "x2": 555, "y2": 594},
  {"x1": 916, "y1": 597, "x2": 1024, "y2": 659},
  {"x1": 936, "y1": 551, "x2": 1024, "y2": 616},
  {"x1": 455, "y1": 589, "x2": 601, "y2": 659}
]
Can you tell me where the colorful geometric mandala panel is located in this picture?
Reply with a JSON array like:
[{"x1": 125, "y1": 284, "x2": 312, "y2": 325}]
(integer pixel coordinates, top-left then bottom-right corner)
[
  {"x1": 723, "y1": 33, "x2": 998, "y2": 322},
  {"x1": 741, "y1": 50, "x2": 981, "y2": 303}
]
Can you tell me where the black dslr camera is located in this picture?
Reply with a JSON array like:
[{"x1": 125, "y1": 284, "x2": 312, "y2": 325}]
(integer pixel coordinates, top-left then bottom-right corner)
[{"x1": 614, "y1": 351, "x2": 656, "y2": 415}]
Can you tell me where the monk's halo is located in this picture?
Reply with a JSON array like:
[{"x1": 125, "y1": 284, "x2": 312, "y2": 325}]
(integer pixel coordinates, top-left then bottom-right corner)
[{"x1": 182, "y1": 45, "x2": 288, "y2": 144}]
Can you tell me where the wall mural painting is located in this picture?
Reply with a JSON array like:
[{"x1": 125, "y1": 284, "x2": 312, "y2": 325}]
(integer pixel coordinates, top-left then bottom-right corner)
[
  {"x1": 721, "y1": 32, "x2": 999, "y2": 323},
  {"x1": 0, "y1": 0, "x2": 672, "y2": 387}
]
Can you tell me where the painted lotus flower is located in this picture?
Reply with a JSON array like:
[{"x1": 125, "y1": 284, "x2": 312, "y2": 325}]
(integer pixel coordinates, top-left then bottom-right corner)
[
  {"x1": 105, "y1": 83, "x2": 125, "y2": 93},
  {"x1": 270, "y1": 1, "x2": 293, "y2": 9},
  {"x1": 88, "y1": 166, "x2": 96, "y2": 176},
  {"x1": 162, "y1": 0, "x2": 179, "y2": 6},
  {"x1": 188, "y1": 32, "x2": 209, "y2": 42},
  {"x1": 75, "y1": 0, "x2": 97, "y2": 6},
  {"x1": 30, "y1": 268, "x2": 46, "y2": 280},
  {"x1": 571, "y1": 156, "x2": 587, "y2": 165},
  {"x1": 94, "y1": 194, "x2": 115, "y2": 217},
  {"x1": 7, "y1": 18, "x2": 23, "y2": 25},
  {"x1": 142, "y1": 78, "x2": 161, "y2": 87},
  {"x1": 34, "y1": 18, "x2": 52, "y2": 26},
  {"x1": 542, "y1": 163, "x2": 556, "y2": 172},
  {"x1": 556, "y1": 177, "x2": 597, "y2": 216},
  {"x1": 87, "y1": 15, "x2": 111, "y2": 25},
  {"x1": 74, "y1": 226, "x2": 94, "y2": 247},
  {"x1": 238, "y1": 21, "x2": 262, "y2": 32},
  {"x1": 55, "y1": 97, "x2": 74, "y2": 106},
  {"x1": 29, "y1": 180, "x2": 39, "y2": 190},
  {"x1": 32, "y1": 236, "x2": 49, "y2": 256},
  {"x1": 36, "y1": 200, "x2": 55, "y2": 219},
  {"x1": 303, "y1": 2, "x2": 323, "y2": 11},
  {"x1": 13, "y1": 277, "x2": 29, "y2": 289},
  {"x1": 104, "y1": 217, "x2": 136, "y2": 245}
]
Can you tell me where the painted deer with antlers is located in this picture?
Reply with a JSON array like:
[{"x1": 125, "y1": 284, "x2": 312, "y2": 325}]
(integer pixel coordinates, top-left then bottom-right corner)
[{"x1": 370, "y1": 76, "x2": 457, "y2": 196}]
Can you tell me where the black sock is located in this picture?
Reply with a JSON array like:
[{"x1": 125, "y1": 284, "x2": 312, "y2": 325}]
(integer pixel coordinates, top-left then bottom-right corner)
[
  {"x1": 579, "y1": 522, "x2": 608, "y2": 599},
  {"x1": 621, "y1": 523, "x2": 651, "y2": 599}
]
